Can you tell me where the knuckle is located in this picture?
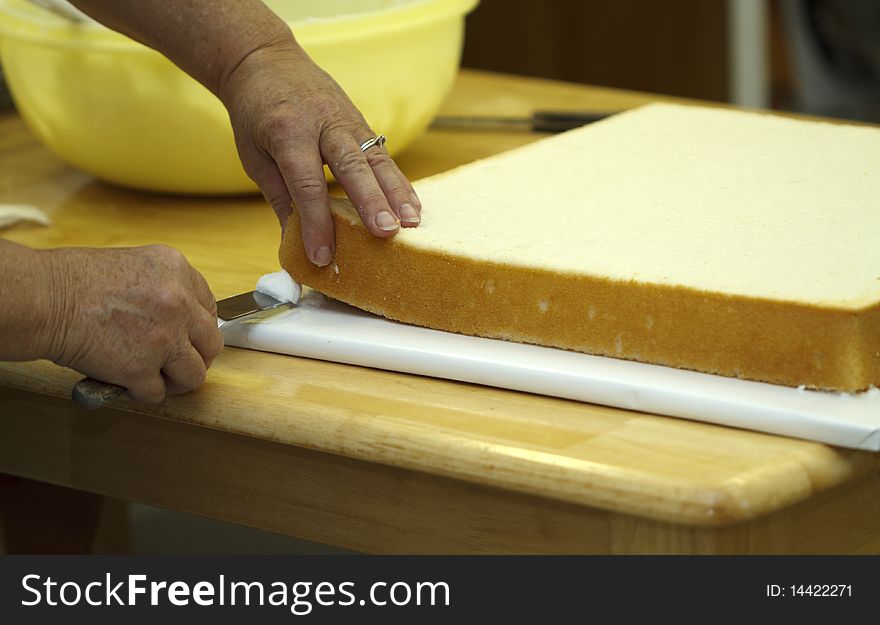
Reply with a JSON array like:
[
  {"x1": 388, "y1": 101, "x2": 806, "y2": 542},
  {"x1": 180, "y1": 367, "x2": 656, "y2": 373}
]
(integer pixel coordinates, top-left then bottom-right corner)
[
  {"x1": 134, "y1": 387, "x2": 166, "y2": 405},
  {"x1": 289, "y1": 176, "x2": 327, "y2": 203},
  {"x1": 192, "y1": 366, "x2": 208, "y2": 388},
  {"x1": 363, "y1": 149, "x2": 392, "y2": 169},
  {"x1": 385, "y1": 181, "x2": 410, "y2": 200},
  {"x1": 146, "y1": 312, "x2": 178, "y2": 339},
  {"x1": 153, "y1": 286, "x2": 185, "y2": 314},
  {"x1": 360, "y1": 193, "x2": 390, "y2": 212},
  {"x1": 265, "y1": 190, "x2": 291, "y2": 208},
  {"x1": 314, "y1": 97, "x2": 341, "y2": 120},
  {"x1": 147, "y1": 245, "x2": 192, "y2": 276},
  {"x1": 147, "y1": 243, "x2": 185, "y2": 264},
  {"x1": 264, "y1": 111, "x2": 298, "y2": 137},
  {"x1": 209, "y1": 329, "x2": 224, "y2": 358},
  {"x1": 264, "y1": 104, "x2": 322, "y2": 143},
  {"x1": 145, "y1": 243, "x2": 172, "y2": 254},
  {"x1": 125, "y1": 362, "x2": 152, "y2": 380},
  {"x1": 264, "y1": 191, "x2": 293, "y2": 218},
  {"x1": 124, "y1": 369, "x2": 165, "y2": 404},
  {"x1": 179, "y1": 368, "x2": 207, "y2": 393},
  {"x1": 143, "y1": 331, "x2": 173, "y2": 356},
  {"x1": 333, "y1": 150, "x2": 369, "y2": 177}
]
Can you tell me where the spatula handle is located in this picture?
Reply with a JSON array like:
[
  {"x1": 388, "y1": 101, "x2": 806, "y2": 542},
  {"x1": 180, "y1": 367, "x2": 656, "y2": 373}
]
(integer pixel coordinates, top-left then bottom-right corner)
[
  {"x1": 531, "y1": 110, "x2": 616, "y2": 132},
  {"x1": 71, "y1": 377, "x2": 126, "y2": 409}
]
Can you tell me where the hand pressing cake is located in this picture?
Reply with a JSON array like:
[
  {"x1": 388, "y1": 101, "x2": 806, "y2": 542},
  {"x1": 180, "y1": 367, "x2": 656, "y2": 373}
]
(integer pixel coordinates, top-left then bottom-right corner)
[{"x1": 280, "y1": 103, "x2": 880, "y2": 391}]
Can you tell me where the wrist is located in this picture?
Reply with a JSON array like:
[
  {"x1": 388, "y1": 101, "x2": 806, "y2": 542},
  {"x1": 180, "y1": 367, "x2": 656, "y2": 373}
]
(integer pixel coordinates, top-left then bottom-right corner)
[
  {"x1": 34, "y1": 248, "x2": 76, "y2": 365},
  {"x1": 0, "y1": 242, "x2": 69, "y2": 362},
  {"x1": 216, "y1": 33, "x2": 304, "y2": 106}
]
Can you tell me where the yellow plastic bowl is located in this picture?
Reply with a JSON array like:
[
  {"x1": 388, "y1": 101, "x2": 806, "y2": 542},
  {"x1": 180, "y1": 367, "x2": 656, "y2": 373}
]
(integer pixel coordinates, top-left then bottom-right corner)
[{"x1": 0, "y1": 0, "x2": 478, "y2": 194}]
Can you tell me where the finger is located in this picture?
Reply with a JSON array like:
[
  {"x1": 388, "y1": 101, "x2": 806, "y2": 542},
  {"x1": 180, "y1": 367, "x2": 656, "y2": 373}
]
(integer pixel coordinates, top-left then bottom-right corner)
[
  {"x1": 189, "y1": 269, "x2": 217, "y2": 318},
  {"x1": 126, "y1": 373, "x2": 167, "y2": 405},
  {"x1": 252, "y1": 157, "x2": 294, "y2": 231},
  {"x1": 398, "y1": 168, "x2": 422, "y2": 214},
  {"x1": 190, "y1": 306, "x2": 224, "y2": 367},
  {"x1": 361, "y1": 143, "x2": 422, "y2": 228},
  {"x1": 271, "y1": 137, "x2": 336, "y2": 266},
  {"x1": 321, "y1": 128, "x2": 400, "y2": 238},
  {"x1": 162, "y1": 345, "x2": 209, "y2": 396}
]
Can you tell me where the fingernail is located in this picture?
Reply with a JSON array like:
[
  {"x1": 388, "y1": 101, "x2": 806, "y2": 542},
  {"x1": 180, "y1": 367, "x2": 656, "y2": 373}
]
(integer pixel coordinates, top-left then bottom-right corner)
[
  {"x1": 399, "y1": 203, "x2": 420, "y2": 225},
  {"x1": 375, "y1": 211, "x2": 399, "y2": 232},
  {"x1": 313, "y1": 246, "x2": 333, "y2": 267}
]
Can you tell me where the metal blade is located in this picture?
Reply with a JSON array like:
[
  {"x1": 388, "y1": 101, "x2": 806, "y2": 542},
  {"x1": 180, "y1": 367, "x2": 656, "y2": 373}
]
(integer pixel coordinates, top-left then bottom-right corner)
[{"x1": 216, "y1": 290, "x2": 286, "y2": 323}]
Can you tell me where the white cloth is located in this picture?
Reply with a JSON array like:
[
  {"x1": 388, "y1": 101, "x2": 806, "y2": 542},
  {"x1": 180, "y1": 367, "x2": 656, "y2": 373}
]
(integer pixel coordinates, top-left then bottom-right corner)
[{"x1": 0, "y1": 204, "x2": 51, "y2": 229}]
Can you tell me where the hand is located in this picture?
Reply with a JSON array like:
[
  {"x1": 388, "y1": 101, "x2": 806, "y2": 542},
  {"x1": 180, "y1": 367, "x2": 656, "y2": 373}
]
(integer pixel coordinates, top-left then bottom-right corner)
[
  {"x1": 41, "y1": 245, "x2": 223, "y2": 404},
  {"x1": 219, "y1": 41, "x2": 422, "y2": 267}
]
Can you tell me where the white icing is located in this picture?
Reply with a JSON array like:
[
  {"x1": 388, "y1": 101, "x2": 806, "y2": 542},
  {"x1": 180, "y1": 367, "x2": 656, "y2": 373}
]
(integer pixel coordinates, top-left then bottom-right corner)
[{"x1": 256, "y1": 269, "x2": 301, "y2": 305}]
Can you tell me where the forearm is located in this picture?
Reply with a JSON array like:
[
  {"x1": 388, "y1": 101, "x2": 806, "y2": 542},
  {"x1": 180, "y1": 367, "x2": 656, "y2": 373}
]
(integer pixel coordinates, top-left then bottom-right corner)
[
  {"x1": 68, "y1": 0, "x2": 296, "y2": 97},
  {"x1": 0, "y1": 240, "x2": 62, "y2": 362}
]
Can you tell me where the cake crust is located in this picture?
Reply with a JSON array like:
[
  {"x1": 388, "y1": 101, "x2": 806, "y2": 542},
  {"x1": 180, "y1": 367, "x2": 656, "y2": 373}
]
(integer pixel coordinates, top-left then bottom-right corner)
[{"x1": 280, "y1": 200, "x2": 880, "y2": 392}]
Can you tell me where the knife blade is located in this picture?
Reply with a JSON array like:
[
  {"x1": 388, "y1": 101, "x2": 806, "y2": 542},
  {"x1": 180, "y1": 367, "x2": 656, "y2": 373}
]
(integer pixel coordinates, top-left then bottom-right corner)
[
  {"x1": 70, "y1": 290, "x2": 290, "y2": 409},
  {"x1": 430, "y1": 110, "x2": 619, "y2": 133}
]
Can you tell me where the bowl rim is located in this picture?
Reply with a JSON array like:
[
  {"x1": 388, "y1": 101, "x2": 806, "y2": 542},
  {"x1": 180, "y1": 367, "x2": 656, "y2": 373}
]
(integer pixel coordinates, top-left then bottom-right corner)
[{"x1": 0, "y1": 0, "x2": 479, "y2": 50}]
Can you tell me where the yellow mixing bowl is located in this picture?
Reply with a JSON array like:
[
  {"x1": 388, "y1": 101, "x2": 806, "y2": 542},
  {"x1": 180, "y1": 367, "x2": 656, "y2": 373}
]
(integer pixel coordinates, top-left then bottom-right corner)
[{"x1": 0, "y1": 0, "x2": 478, "y2": 194}]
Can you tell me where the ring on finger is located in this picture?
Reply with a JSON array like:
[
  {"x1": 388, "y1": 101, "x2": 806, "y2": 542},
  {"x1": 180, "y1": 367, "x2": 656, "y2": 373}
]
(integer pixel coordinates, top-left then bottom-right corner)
[{"x1": 359, "y1": 134, "x2": 387, "y2": 152}]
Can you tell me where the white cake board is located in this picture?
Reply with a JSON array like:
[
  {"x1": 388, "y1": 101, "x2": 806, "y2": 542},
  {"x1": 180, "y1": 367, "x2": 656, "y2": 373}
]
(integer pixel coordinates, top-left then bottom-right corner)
[{"x1": 223, "y1": 293, "x2": 880, "y2": 452}]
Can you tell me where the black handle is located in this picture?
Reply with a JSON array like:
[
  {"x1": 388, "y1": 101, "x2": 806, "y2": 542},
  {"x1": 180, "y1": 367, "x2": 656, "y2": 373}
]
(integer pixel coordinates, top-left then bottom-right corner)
[
  {"x1": 531, "y1": 110, "x2": 616, "y2": 132},
  {"x1": 430, "y1": 110, "x2": 619, "y2": 133}
]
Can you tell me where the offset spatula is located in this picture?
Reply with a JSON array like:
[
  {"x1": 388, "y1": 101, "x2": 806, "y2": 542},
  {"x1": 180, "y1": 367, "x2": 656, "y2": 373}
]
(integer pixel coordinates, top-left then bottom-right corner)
[{"x1": 71, "y1": 290, "x2": 289, "y2": 409}]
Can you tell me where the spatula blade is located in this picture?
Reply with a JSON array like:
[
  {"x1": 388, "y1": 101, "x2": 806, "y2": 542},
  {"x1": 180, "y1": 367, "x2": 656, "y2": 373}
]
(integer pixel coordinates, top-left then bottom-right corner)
[{"x1": 217, "y1": 290, "x2": 285, "y2": 323}]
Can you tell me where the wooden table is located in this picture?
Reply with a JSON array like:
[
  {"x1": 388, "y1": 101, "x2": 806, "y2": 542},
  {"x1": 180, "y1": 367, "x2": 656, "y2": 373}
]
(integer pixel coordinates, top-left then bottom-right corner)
[{"x1": 1, "y1": 70, "x2": 879, "y2": 554}]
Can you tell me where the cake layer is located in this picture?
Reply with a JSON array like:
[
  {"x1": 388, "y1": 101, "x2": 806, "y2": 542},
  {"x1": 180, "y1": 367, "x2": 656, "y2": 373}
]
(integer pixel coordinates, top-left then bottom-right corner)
[{"x1": 280, "y1": 103, "x2": 880, "y2": 391}]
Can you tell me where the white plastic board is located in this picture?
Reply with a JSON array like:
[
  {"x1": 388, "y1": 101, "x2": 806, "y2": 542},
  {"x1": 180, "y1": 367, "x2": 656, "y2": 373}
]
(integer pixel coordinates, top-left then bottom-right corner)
[{"x1": 223, "y1": 293, "x2": 880, "y2": 451}]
